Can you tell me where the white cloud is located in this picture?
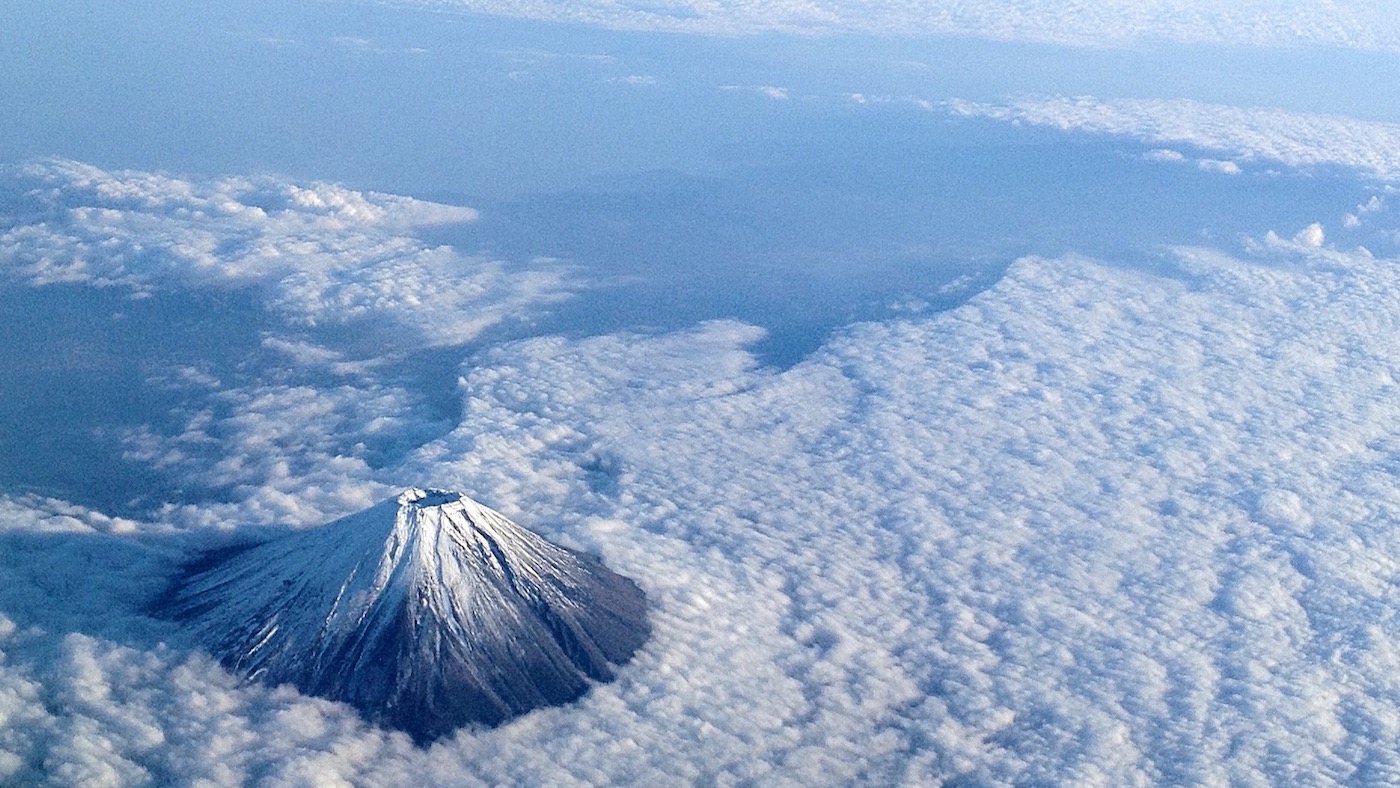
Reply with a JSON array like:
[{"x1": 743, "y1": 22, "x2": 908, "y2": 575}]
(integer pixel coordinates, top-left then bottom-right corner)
[
  {"x1": 952, "y1": 96, "x2": 1400, "y2": 181},
  {"x1": 0, "y1": 495, "x2": 147, "y2": 536},
  {"x1": 1197, "y1": 158, "x2": 1242, "y2": 174},
  {"x1": 396, "y1": 244, "x2": 1400, "y2": 782},
  {"x1": 259, "y1": 337, "x2": 380, "y2": 376},
  {"x1": 839, "y1": 92, "x2": 935, "y2": 110},
  {"x1": 1294, "y1": 222, "x2": 1325, "y2": 247},
  {"x1": 1255, "y1": 222, "x2": 1349, "y2": 255},
  {"x1": 720, "y1": 84, "x2": 790, "y2": 100},
  {"x1": 0, "y1": 159, "x2": 573, "y2": 348},
  {"x1": 1144, "y1": 147, "x2": 1242, "y2": 174},
  {"x1": 11, "y1": 161, "x2": 1400, "y2": 782},
  {"x1": 380, "y1": 0, "x2": 1400, "y2": 51},
  {"x1": 121, "y1": 380, "x2": 432, "y2": 529},
  {"x1": 1145, "y1": 148, "x2": 1186, "y2": 162},
  {"x1": 1344, "y1": 195, "x2": 1390, "y2": 231},
  {"x1": 495, "y1": 48, "x2": 619, "y2": 81}
]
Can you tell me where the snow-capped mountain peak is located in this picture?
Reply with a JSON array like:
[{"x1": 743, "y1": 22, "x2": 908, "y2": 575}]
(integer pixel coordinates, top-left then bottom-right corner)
[{"x1": 160, "y1": 489, "x2": 651, "y2": 744}]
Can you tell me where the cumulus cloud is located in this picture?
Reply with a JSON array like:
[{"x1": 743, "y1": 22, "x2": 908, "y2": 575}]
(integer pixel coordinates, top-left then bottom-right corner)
[
  {"x1": 1345, "y1": 195, "x2": 1391, "y2": 230},
  {"x1": 381, "y1": 0, "x2": 1400, "y2": 51},
  {"x1": 1294, "y1": 221, "x2": 1325, "y2": 247},
  {"x1": 0, "y1": 158, "x2": 576, "y2": 529},
  {"x1": 11, "y1": 153, "x2": 1400, "y2": 782},
  {"x1": 0, "y1": 495, "x2": 147, "y2": 536},
  {"x1": 0, "y1": 159, "x2": 574, "y2": 348},
  {"x1": 1255, "y1": 221, "x2": 1350, "y2": 256},
  {"x1": 414, "y1": 243, "x2": 1400, "y2": 783},
  {"x1": 1197, "y1": 158, "x2": 1242, "y2": 174},
  {"x1": 952, "y1": 95, "x2": 1400, "y2": 181},
  {"x1": 120, "y1": 381, "x2": 419, "y2": 529},
  {"x1": 11, "y1": 224, "x2": 1400, "y2": 781}
]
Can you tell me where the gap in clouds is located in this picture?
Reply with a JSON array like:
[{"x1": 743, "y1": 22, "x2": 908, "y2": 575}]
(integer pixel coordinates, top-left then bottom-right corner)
[
  {"x1": 429, "y1": 114, "x2": 1379, "y2": 366},
  {"x1": 0, "y1": 285, "x2": 266, "y2": 516},
  {"x1": 0, "y1": 290, "x2": 487, "y2": 521}
]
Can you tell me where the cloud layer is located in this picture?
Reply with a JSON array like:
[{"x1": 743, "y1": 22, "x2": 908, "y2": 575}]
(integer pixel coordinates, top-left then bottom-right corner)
[
  {"x1": 952, "y1": 95, "x2": 1400, "y2": 181},
  {"x1": 397, "y1": 242, "x2": 1400, "y2": 783},
  {"x1": 0, "y1": 159, "x2": 573, "y2": 348},
  {"x1": 8, "y1": 168, "x2": 1400, "y2": 780},
  {"x1": 387, "y1": 0, "x2": 1400, "y2": 51}
]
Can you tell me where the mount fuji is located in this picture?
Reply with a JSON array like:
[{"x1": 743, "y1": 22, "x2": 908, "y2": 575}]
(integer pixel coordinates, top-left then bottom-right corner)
[{"x1": 159, "y1": 488, "x2": 651, "y2": 744}]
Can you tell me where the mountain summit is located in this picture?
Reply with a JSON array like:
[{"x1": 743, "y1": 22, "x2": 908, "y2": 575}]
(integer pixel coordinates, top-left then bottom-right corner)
[{"x1": 161, "y1": 488, "x2": 650, "y2": 744}]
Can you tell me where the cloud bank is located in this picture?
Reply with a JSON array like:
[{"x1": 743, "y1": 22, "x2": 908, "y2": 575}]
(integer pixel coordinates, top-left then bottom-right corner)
[
  {"x1": 8, "y1": 156, "x2": 1400, "y2": 781},
  {"x1": 952, "y1": 95, "x2": 1400, "y2": 181},
  {"x1": 394, "y1": 242, "x2": 1400, "y2": 783},
  {"x1": 382, "y1": 0, "x2": 1400, "y2": 52},
  {"x1": 0, "y1": 159, "x2": 573, "y2": 348}
]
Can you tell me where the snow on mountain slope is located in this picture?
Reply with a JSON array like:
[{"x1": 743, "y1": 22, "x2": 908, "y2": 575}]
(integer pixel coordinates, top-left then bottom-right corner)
[{"x1": 158, "y1": 488, "x2": 650, "y2": 745}]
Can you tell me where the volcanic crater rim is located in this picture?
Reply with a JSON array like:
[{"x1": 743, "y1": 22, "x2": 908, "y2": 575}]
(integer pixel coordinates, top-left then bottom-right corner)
[{"x1": 398, "y1": 487, "x2": 462, "y2": 508}]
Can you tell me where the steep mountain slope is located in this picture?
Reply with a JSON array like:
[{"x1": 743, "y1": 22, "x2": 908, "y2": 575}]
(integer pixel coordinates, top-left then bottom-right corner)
[{"x1": 160, "y1": 489, "x2": 650, "y2": 744}]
